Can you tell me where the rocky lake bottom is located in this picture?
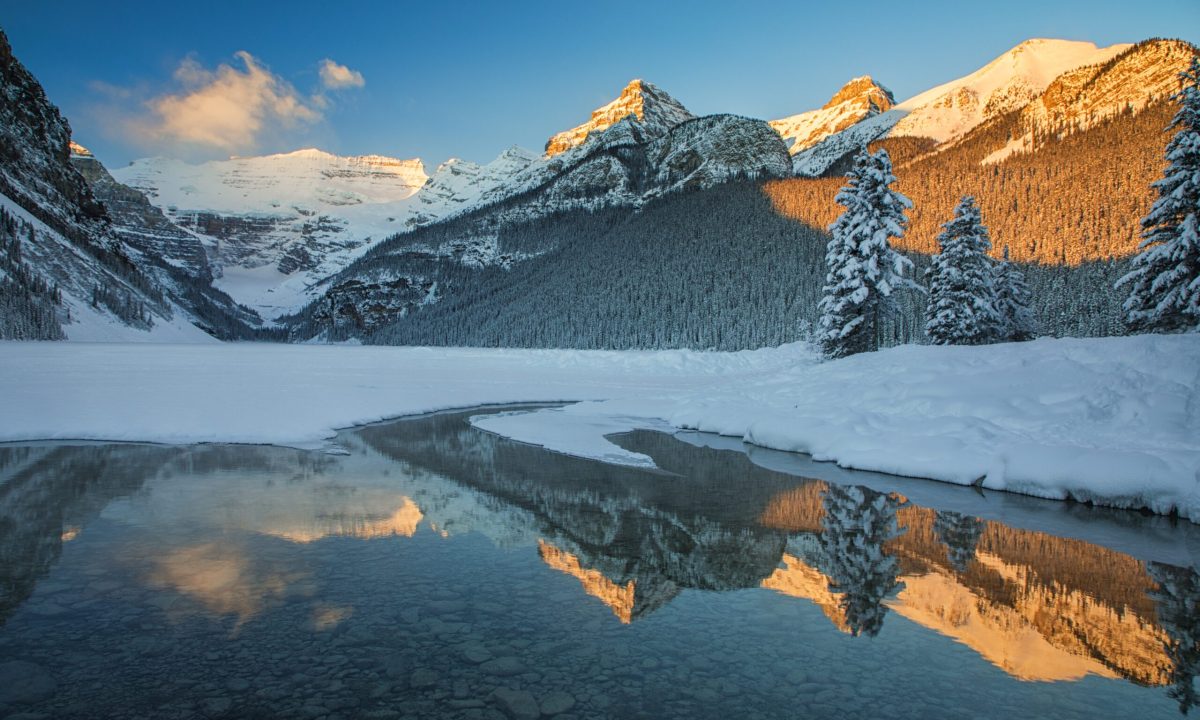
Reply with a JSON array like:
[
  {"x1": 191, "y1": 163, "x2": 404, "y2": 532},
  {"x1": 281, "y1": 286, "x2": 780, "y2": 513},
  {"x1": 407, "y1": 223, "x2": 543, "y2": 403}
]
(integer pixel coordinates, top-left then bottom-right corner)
[{"x1": 0, "y1": 407, "x2": 1197, "y2": 719}]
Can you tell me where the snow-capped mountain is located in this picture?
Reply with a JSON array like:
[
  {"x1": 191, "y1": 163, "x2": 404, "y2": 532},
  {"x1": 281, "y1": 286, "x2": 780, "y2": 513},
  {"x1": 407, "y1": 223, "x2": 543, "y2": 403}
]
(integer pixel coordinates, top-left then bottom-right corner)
[
  {"x1": 110, "y1": 146, "x2": 540, "y2": 319},
  {"x1": 407, "y1": 146, "x2": 537, "y2": 224},
  {"x1": 300, "y1": 92, "x2": 791, "y2": 339},
  {"x1": 769, "y1": 76, "x2": 895, "y2": 154},
  {"x1": 544, "y1": 79, "x2": 694, "y2": 156},
  {"x1": 459, "y1": 80, "x2": 785, "y2": 216},
  {"x1": 784, "y1": 38, "x2": 1133, "y2": 176},
  {"x1": 115, "y1": 148, "x2": 428, "y2": 214},
  {"x1": 984, "y1": 38, "x2": 1198, "y2": 163}
]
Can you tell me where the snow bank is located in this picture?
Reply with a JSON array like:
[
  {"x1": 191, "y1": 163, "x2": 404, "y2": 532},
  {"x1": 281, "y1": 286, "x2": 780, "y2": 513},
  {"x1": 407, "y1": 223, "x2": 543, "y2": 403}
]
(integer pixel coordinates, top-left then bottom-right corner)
[
  {"x1": 0, "y1": 341, "x2": 809, "y2": 449},
  {"x1": 475, "y1": 334, "x2": 1200, "y2": 520},
  {"x1": 1, "y1": 334, "x2": 1197, "y2": 520}
]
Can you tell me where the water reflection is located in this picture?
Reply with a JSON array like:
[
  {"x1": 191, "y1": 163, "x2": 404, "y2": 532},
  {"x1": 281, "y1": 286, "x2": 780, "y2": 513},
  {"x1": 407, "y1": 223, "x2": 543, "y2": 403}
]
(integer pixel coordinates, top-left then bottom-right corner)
[
  {"x1": 1150, "y1": 563, "x2": 1200, "y2": 713},
  {"x1": 0, "y1": 409, "x2": 1197, "y2": 717}
]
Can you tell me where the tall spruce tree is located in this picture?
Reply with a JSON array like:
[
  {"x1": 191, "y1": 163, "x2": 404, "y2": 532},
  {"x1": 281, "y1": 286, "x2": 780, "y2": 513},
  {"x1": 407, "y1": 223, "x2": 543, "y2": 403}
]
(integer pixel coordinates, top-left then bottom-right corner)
[
  {"x1": 993, "y1": 245, "x2": 1037, "y2": 341},
  {"x1": 817, "y1": 149, "x2": 915, "y2": 358},
  {"x1": 925, "y1": 196, "x2": 1000, "y2": 345},
  {"x1": 1118, "y1": 56, "x2": 1200, "y2": 333}
]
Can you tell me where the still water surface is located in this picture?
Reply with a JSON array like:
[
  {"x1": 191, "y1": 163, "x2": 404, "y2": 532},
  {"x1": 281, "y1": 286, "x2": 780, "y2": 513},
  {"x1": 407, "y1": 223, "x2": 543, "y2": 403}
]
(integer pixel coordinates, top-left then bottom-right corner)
[{"x1": 1, "y1": 407, "x2": 1198, "y2": 719}]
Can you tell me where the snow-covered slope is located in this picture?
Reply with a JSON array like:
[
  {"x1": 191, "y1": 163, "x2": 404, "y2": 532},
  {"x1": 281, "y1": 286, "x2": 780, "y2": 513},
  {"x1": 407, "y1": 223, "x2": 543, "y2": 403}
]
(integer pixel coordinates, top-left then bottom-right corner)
[
  {"x1": 115, "y1": 148, "x2": 428, "y2": 213},
  {"x1": 111, "y1": 146, "x2": 538, "y2": 319},
  {"x1": 305, "y1": 112, "x2": 793, "y2": 339},
  {"x1": 69, "y1": 143, "x2": 210, "y2": 279},
  {"x1": 769, "y1": 76, "x2": 895, "y2": 154},
  {"x1": 890, "y1": 38, "x2": 1131, "y2": 142},
  {"x1": 545, "y1": 79, "x2": 694, "y2": 156},
  {"x1": 983, "y1": 39, "x2": 1198, "y2": 164},
  {"x1": 788, "y1": 38, "x2": 1133, "y2": 176}
]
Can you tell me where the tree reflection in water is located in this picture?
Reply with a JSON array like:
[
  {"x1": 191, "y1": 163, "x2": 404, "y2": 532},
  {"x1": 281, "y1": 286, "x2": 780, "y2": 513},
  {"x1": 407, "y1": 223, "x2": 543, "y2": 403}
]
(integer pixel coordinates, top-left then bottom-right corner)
[
  {"x1": 933, "y1": 510, "x2": 985, "y2": 572},
  {"x1": 813, "y1": 483, "x2": 906, "y2": 637},
  {"x1": 1150, "y1": 562, "x2": 1200, "y2": 714}
]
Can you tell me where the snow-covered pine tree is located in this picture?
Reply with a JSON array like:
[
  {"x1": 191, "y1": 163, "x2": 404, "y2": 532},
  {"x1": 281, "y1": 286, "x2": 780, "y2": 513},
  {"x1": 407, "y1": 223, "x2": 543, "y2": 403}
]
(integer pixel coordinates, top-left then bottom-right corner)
[
  {"x1": 993, "y1": 245, "x2": 1037, "y2": 341},
  {"x1": 818, "y1": 148, "x2": 916, "y2": 358},
  {"x1": 925, "y1": 196, "x2": 1000, "y2": 345},
  {"x1": 1117, "y1": 56, "x2": 1200, "y2": 333}
]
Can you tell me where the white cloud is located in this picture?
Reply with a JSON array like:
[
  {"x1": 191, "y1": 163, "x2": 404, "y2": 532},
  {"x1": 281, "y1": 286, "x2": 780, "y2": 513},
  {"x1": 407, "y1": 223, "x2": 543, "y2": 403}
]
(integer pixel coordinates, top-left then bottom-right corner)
[
  {"x1": 92, "y1": 51, "x2": 366, "y2": 159},
  {"x1": 136, "y1": 51, "x2": 322, "y2": 153},
  {"x1": 319, "y1": 59, "x2": 365, "y2": 90}
]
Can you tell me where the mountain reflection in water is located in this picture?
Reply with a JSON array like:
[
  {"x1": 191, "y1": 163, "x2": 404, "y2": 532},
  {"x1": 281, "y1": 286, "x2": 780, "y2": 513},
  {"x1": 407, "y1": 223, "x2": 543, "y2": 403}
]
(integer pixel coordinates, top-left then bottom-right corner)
[{"x1": 0, "y1": 407, "x2": 1197, "y2": 718}]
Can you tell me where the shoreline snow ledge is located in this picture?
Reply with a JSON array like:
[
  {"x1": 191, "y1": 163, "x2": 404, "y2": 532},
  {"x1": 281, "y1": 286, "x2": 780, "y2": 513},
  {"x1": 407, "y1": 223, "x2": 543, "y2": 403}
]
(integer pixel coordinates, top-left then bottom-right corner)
[
  {"x1": 0, "y1": 340, "x2": 813, "y2": 449},
  {"x1": 472, "y1": 334, "x2": 1200, "y2": 522}
]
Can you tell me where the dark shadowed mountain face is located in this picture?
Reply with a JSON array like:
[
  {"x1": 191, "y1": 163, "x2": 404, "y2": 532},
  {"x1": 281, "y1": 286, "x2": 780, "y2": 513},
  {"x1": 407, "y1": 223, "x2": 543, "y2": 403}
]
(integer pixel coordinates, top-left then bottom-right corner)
[
  {"x1": 0, "y1": 29, "x2": 266, "y2": 340},
  {"x1": 68, "y1": 146, "x2": 211, "y2": 282},
  {"x1": 0, "y1": 31, "x2": 104, "y2": 233}
]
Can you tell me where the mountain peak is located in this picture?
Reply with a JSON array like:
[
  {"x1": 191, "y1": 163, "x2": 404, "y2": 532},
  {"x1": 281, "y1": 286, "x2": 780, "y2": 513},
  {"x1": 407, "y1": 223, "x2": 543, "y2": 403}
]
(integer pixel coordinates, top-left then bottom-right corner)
[
  {"x1": 768, "y1": 75, "x2": 896, "y2": 155},
  {"x1": 823, "y1": 76, "x2": 895, "y2": 113},
  {"x1": 544, "y1": 78, "x2": 694, "y2": 156}
]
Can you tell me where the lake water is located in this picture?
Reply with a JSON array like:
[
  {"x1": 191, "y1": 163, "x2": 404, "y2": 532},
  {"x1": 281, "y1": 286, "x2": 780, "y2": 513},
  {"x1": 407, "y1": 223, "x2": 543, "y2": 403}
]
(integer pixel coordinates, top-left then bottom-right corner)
[{"x1": 1, "y1": 406, "x2": 1197, "y2": 719}]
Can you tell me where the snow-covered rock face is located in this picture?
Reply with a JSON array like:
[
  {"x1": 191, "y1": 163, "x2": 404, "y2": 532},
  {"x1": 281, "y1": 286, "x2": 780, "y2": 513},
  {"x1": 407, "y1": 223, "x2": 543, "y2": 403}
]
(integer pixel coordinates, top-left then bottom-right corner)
[
  {"x1": 0, "y1": 30, "x2": 236, "y2": 342},
  {"x1": 646, "y1": 115, "x2": 792, "y2": 195},
  {"x1": 788, "y1": 38, "x2": 1133, "y2": 176},
  {"x1": 984, "y1": 39, "x2": 1198, "y2": 164},
  {"x1": 408, "y1": 146, "x2": 537, "y2": 225},
  {"x1": 491, "y1": 114, "x2": 790, "y2": 211},
  {"x1": 115, "y1": 149, "x2": 428, "y2": 214},
  {"x1": 888, "y1": 38, "x2": 1131, "y2": 142},
  {"x1": 109, "y1": 146, "x2": 538, "y2": 319},
  {"x1": 544, "y1": 79, "x2": 695, "y2": 156},
  {"x1": 0, "y1": 31, "x2": 105, "y2": 230},
  {"x1": 69, "y1": 144, "x2": 211, "y2": 280},
  {"x1": 769, "y1": 76, "x2": 895, "y2": 154}
]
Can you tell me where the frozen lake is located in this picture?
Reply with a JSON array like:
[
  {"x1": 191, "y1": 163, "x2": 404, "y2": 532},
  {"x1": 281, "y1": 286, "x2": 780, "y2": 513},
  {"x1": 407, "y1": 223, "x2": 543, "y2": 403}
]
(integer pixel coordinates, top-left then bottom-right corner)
[{"x1": 0, "y1": 406, "x2": 1196, "y2": 719}]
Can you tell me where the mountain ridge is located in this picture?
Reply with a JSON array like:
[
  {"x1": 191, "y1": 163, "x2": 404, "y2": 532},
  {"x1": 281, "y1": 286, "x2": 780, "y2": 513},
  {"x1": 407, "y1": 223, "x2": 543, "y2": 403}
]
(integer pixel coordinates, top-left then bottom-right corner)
[
  {"x1": 785, "y1": 38, "x2": 1135, "y2": 176},
  {"x1": 544, "y1": 79, "x2": 695, "y2": 156}
]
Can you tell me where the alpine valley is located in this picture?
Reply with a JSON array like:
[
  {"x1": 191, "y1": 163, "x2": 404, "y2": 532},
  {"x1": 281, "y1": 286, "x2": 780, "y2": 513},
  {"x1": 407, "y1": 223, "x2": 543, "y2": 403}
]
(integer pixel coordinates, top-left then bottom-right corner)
[{"x1": 1, "y1": 29, "x2": 1196, "y2": 347}]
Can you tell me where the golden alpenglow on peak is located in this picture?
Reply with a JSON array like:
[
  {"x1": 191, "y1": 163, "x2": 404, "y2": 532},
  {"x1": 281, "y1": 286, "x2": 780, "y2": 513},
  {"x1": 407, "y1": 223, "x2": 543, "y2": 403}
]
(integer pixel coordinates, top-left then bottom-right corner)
[
  {"x1": 769, "y1": 77, "x2": 896, "y2": 155},
  {"x1": 544, "y1": 78, "x2": 694, "y2": 156},
  {"x1": 823, "y1": 76, "x2": 895, "y2": 113}
]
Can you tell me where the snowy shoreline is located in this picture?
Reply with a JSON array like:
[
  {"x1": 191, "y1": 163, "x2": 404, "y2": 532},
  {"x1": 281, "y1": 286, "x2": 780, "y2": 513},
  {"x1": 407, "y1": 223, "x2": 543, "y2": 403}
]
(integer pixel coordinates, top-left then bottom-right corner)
[{"x1": 1, "y1": 334, "x2": 1197, "y2": 520}]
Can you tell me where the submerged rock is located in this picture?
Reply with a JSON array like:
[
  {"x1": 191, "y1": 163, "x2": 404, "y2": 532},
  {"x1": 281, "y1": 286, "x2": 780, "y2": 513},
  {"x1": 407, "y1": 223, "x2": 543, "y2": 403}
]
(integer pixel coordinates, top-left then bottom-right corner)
[{"x1": 0, "y1": 660, "x2": 57, "y2": 705}]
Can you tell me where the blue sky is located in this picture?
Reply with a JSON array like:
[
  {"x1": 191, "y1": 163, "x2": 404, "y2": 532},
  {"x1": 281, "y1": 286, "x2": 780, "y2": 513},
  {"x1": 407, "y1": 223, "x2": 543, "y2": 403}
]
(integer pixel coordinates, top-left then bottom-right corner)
[{"x1": 3, "y1": 0, "x2": 1197, "y2": 169}]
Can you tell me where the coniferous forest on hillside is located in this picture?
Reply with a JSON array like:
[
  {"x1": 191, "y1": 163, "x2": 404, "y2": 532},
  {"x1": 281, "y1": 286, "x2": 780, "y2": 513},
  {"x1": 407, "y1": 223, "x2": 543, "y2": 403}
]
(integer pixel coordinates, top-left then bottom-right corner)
[
  {"x1": 293, "y1": 181, "x2": 1127, "y2": 350},
  {"x1": 764, "y1": 100, "x2": 1173, "y2": 265}
]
